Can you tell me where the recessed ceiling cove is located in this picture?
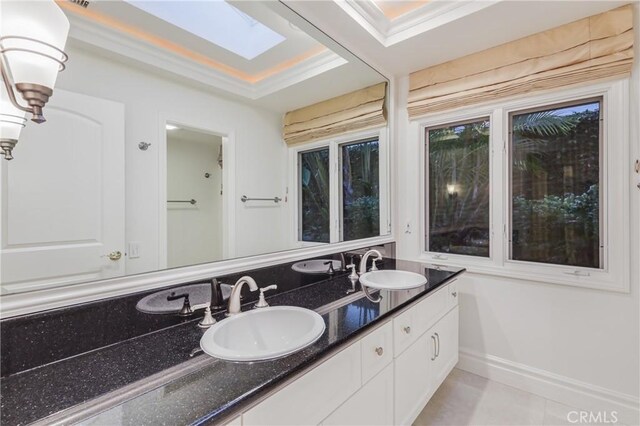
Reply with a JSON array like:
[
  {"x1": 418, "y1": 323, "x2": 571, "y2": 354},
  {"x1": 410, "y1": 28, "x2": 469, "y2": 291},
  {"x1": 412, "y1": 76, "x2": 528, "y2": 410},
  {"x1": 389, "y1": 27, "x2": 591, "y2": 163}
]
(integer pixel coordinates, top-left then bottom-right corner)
[{"x1": 56, "y1": 0, "x2": 348, "y2": 100}]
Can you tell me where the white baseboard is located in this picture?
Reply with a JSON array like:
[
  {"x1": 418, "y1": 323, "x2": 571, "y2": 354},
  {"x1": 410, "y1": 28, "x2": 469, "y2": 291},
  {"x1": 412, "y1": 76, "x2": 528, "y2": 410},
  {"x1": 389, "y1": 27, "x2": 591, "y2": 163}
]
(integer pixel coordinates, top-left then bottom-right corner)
[{"x1": 457, "y1": 348, "x2": 640, "y2": 426}]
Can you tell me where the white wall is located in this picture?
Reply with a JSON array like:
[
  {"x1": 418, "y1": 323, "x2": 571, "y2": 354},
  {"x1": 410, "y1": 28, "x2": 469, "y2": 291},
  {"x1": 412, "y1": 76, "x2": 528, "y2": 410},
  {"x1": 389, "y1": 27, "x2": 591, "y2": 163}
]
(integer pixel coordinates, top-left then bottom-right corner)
[
  {"x1": 167, "y1": 132, "x2": 223, "y2": 268},
  {"x1": 56, "y1": 44, "x2": 290, "y2": 275},
  {"x1": 392, "y1": 5, "x2": 640, "y2": 422}
]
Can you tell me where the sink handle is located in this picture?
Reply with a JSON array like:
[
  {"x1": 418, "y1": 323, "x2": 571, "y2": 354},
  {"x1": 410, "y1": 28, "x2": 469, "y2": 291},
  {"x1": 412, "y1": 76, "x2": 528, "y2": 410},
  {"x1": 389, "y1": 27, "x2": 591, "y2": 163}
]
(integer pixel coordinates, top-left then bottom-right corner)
[
  {"x1": 255, "y1": 285, "x2": 278, "y2": 309},
  {"x1": 347, "y1": 263, "x2": 359, "y2": 280}
]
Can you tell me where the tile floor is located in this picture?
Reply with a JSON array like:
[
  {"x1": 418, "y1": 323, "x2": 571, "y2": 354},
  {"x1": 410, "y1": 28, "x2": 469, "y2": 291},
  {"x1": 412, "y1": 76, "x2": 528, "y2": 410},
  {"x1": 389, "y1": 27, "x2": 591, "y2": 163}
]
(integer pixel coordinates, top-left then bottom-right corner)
[{"x1": 414, "y1": 369, "x2": 625, "y2": 426}]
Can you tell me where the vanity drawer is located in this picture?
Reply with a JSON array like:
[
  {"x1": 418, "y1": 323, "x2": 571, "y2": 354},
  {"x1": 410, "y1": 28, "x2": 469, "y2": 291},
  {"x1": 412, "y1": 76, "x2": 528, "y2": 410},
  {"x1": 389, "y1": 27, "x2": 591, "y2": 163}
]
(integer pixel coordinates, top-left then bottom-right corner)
[
  {"x1": 393, "y1": 284, "x2": 449, "y2": 356},
  {"x1": 393, "y1": 304, "x2": 417, "y2": 356},
  {"x1": 242, "y1": 342, "x2": 362, "y2": 425},
  {"x1": 360, "y1": 320, "x2": 393, "y2": 383}
]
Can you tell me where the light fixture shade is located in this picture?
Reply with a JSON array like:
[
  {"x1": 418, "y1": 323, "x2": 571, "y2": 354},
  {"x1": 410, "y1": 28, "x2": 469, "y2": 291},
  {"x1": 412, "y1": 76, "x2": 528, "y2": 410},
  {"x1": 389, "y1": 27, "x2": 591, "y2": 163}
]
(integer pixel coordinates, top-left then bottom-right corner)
[
  {"x1": 0, "y1": 79, "x2": 27, "y2": 141},
  {"x1": 0, "y1": 0, "x2": 70, "y2": 90}
]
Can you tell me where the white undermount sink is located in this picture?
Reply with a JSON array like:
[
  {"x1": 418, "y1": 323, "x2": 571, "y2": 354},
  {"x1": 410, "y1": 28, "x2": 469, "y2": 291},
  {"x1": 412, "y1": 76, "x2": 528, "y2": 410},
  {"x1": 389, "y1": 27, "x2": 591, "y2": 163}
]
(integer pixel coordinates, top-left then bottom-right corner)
[
  {"x1": 136, "y1": 282, "x2": 233, "y2": 314},
  {"x1": 292, "y1": 260, "x2": 342, "y2": 274},
  {"x1": 359, "y1": 270, "x2": 427, "y2": 290},
  {"x1": 200, "y1": 306, "x2": 326, "y2": 362}
]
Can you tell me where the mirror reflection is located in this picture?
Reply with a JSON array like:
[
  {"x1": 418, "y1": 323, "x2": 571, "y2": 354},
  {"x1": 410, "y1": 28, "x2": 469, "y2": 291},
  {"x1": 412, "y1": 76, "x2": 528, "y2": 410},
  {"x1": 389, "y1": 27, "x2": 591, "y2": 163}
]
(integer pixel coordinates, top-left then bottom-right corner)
[{"x1": 0, "y1": 0, "x2": 389, "y2": 295}]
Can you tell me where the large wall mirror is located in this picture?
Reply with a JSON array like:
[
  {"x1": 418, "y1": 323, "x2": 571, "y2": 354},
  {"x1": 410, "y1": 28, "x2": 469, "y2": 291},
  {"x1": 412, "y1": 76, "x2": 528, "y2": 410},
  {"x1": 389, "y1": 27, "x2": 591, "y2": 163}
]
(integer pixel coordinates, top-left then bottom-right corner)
[{"x1": 0, "y1": 1, "x2": 389, "y2": 297}]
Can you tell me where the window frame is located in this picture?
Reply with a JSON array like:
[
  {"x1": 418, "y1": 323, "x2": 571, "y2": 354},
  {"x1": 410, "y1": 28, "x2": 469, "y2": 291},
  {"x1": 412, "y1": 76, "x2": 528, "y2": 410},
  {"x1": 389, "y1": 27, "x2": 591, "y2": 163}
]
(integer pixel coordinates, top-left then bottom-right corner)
[
  {"x1": 289, "y1": 127, "x2": 389, "y2": 248},
  {"x1": 417, "y1": 79, "x2": 630, "y2": 292},
  {"x1": 339, "y1": 137, "x2": 383, "y2": 242},
  {"x1": 506, "y1": 96, "x2": 605, "y2": 271},
  {"x1": 297, "y1": 145, "x2": 332, "y2": 244},
  {"x1": 424, "y1": 116, "x2": 493, "y2": 259}
]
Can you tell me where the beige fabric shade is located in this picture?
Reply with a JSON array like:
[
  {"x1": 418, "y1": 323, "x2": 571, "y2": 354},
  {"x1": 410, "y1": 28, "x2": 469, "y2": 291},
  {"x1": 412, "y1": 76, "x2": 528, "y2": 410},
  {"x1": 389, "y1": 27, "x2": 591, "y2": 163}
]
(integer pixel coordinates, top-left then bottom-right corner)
[
  {"x1": 408, "y1": 5, "x2": 634, "y2": 118},
  {"x1": 284, "y1": 82, "x2": 387, "y2": 145}
]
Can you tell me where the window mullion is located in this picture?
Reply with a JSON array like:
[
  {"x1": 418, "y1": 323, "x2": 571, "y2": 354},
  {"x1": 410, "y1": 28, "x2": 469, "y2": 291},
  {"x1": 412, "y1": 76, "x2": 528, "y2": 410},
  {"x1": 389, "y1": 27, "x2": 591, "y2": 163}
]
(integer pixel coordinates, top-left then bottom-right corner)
[
  {"x1": 329, "y1": 141, "x2": 340, "y2": 244},
  {"x1": 491, "y1": 107, "x2": 506, "y2": 268}
]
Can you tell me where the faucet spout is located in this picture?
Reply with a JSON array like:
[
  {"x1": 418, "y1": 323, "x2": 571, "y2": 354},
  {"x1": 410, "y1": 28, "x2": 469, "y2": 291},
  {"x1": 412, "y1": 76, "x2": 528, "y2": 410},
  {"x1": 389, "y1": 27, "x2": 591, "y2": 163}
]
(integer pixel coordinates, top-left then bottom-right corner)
[
  {"x1": 359, "y1": 249, "x2": 382, "y2": 275},
  {"x1": 227, "y1": 276, "x2": 258, "y2": 316}
]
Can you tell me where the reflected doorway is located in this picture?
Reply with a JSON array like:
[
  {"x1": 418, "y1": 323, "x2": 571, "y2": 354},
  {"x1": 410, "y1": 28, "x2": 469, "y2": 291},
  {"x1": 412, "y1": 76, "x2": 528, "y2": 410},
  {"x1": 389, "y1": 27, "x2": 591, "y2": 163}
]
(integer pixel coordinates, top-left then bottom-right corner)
[{"x1": 166, "y1": 124, "x2": 224, "y2": 268}]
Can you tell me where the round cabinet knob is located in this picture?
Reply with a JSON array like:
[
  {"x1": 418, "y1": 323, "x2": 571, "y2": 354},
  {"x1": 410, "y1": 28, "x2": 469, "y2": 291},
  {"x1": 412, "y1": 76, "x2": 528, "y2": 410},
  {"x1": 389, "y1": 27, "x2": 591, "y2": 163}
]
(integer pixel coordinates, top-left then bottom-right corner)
[
  {"x1": 403, "y1": 326, "x2": 411, "y2": 334},
  {"x1": 375, "y1": 347, "x2": 384, "y2": 356},
  {"x1": 452, "y1": 291, "x2": 457, "y2": 298}
]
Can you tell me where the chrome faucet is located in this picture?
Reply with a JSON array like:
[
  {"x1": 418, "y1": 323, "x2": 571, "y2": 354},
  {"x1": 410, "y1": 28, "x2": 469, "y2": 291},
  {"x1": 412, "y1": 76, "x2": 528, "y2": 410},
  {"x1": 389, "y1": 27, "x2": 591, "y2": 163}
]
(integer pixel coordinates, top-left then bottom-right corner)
[
  {"x1": 338, "y1": 252, "x2": 346, "y2": 271},
  {"x1": 359, "y1": 249, "x2": 382, "y2": 275},
  {"x1": 227, "y1": 276, "x2": 259, "y2": 316}
]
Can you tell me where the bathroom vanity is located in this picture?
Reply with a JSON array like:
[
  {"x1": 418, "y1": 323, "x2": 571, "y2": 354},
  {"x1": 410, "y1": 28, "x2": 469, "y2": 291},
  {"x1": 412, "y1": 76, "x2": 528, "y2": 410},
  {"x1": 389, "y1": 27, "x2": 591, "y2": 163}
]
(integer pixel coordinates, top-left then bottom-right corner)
[
  {"x1": 237, "y1": 279, "x2": 459, "y2": 426},
  {"x1": 0, "y1": 255, "x2": 463, "y2": 425}
]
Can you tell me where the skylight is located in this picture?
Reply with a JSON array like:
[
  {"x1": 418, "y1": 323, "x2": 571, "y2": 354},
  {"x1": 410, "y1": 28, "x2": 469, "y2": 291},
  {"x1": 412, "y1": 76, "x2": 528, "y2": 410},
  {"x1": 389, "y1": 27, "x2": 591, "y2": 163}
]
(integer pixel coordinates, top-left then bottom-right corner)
[{"x1": 124, "y1": 0, "x2": 286, "y2": 60}]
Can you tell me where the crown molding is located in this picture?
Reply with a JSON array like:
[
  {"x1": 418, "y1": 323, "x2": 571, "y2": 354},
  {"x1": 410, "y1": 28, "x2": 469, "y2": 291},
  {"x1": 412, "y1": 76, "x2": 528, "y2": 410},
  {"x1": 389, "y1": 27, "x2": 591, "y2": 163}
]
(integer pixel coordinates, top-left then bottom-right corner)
[{"x1": 335, "y1": 0, "x2": 501, "y2": 47}]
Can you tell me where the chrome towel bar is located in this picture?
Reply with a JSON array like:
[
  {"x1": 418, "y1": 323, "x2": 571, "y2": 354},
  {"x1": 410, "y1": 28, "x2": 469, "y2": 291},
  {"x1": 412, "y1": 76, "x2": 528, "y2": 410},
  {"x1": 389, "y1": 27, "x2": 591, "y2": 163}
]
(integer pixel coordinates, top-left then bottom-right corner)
[
  {"x1": 241, "y1": 195, "x2": 281, "y2": 203},
  {"x1": 168, "y1": 199, "x2": 197, "y2": 205}
]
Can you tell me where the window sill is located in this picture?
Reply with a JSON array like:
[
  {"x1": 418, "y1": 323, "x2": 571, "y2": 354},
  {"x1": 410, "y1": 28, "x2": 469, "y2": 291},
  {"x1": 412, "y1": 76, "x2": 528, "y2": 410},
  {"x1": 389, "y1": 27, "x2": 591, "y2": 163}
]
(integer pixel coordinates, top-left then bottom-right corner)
[{"x1": 417, "y1": 254, "x2": 630, "y2": 293}]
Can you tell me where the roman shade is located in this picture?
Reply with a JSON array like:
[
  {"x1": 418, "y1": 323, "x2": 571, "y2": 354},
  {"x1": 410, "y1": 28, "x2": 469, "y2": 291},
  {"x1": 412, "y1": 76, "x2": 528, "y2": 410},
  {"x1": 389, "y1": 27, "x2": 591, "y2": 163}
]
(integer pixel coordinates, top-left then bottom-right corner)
[
  {"x1": 283, "y1": 82, "x2": 387, "y2": 145},
  {"x1": 408, "y1": 5, "x2": 634, "y2": 118}
]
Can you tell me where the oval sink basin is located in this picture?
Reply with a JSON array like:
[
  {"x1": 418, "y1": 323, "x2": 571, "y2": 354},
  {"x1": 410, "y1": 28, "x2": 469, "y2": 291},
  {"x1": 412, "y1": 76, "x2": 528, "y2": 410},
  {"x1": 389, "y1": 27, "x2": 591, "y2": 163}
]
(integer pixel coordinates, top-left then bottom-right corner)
[
  {"x1": 136, "y1": 282, "x2": 232, "y2": 314},
  {"x1": 359, "y1": 270, "x2": 427, "y2": 290},
  {"x1": 200, "y1": 306, "x2": 326, "y2": 362},
  {"x1": 292, "y1": 259, "x2": 342, "y2": 274}
]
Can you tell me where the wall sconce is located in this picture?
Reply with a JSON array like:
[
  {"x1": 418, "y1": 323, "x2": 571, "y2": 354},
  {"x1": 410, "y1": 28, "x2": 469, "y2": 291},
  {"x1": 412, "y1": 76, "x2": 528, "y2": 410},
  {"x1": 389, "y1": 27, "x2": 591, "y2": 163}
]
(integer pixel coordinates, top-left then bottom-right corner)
[
  {"x1": 0, "y1": 83, "x2": 27, "y2": 160},
  {"x1": 0, "y1": 0, "x2": 70, "y2": 160}
]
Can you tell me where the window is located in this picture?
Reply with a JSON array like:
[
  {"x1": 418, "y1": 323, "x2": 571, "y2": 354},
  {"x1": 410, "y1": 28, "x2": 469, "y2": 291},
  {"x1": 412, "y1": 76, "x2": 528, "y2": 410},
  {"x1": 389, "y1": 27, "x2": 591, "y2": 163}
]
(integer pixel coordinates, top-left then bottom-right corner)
[
  {"x1": 341, "y1": 139, "x2": 380, "y2": 241},
  {"x1": 419, "y1": 80, "x2": 631, "y2": 291},
  {"x1": 510, "y1": 99, "x2": 602, "y2": 269},
  {"x1": 299, "y1": 148, "x2": 330, "y2": 243},
  {"x1": 294, "y1": 132, "x2": 386, "y2": 245},
  {"x1": 426, "y1": 119, "x2": 490, "y2": 257}
]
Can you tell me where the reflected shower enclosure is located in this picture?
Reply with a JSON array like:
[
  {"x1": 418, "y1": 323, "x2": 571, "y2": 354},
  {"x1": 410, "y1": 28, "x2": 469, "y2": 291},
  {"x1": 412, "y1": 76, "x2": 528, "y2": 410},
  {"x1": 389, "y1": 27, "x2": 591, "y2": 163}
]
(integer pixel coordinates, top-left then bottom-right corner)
[{"x1": 167, "y1": 125, "x2": 224, "y2": 268}]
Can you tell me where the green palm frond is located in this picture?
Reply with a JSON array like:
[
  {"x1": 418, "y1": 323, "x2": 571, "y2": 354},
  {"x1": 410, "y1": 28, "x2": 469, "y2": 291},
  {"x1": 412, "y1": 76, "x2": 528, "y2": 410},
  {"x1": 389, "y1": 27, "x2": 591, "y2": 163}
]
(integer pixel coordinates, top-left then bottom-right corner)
[{"x1": 512, "y1": 111, "x2": 576, "y2": 137}]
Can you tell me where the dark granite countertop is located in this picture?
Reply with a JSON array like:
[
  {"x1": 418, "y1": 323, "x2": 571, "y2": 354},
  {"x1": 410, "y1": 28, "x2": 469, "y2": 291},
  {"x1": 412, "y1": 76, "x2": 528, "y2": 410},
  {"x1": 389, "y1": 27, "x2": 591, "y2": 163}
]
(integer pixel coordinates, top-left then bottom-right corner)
[{"x1": 0, "y1": 259, "x2": 464, "y2": 426}]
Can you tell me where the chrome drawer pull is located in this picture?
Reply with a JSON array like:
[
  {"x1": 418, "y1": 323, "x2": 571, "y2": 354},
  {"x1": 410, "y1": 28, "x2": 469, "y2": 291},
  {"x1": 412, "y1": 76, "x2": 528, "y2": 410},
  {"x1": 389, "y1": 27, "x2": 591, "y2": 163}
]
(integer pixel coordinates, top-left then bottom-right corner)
[
  {"x1": 435, "y1": 332, "x2": 440, "y2": 358},
  {"x1": 375, "y1": 347, "x2": 384, "y2": 356},
  {"x1": 431, "y1": 335, "x2": 437, "y2": 360},
  {"x1": 403, "y1": 326, "x2": 411, "y2": 334}
]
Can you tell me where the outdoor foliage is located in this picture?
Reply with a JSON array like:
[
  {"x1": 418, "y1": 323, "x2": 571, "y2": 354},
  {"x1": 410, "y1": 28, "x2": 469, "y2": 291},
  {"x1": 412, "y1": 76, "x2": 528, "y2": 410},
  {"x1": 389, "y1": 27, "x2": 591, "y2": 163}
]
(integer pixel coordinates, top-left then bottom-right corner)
[
  {"x1": 428, "y1": 100, "x2": 601, "y2": 268},
  {"x1": 300, "y1": 148, "x2": 330, "y2": 242},
  {"x1": 511, "y1": 102, "x2": 601, "y2": 268},
  {"x1": 342, "y1": 140, "x2": 380, "y2": 241},
  {"x1": 300, "y1": 139, "x2": 380, "y2": 243},
  {"x1": 428, "y1": 119, "x2": 491, "y2": 256}
]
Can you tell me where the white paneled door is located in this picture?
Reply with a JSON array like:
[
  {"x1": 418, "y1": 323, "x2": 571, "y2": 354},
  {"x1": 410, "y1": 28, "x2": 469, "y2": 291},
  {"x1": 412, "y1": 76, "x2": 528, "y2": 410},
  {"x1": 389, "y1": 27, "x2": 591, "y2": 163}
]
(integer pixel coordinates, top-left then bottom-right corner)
[{"x1": 1, "y1": 89, "x2": 125, "y2": 294}]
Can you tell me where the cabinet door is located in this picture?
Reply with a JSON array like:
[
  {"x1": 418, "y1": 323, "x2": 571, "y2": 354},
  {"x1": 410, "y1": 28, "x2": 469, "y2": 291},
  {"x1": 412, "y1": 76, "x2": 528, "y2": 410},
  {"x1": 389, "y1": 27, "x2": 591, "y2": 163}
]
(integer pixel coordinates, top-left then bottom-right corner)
[
  {"x1": 394, "y1": 335, "x2": 431, "y2": 425},
  {"x1": 361, "y1": 320, "x2": 393, "y2": 384},
  {"x1": 243, "y1": 342, "x2": 361, "y2": 425},
  {"x1": 323, "y1": 363, "x2": 394, "y2": 426},
  {"x1": 429, "y1": 307, "x2": 459, "y2": 392}
]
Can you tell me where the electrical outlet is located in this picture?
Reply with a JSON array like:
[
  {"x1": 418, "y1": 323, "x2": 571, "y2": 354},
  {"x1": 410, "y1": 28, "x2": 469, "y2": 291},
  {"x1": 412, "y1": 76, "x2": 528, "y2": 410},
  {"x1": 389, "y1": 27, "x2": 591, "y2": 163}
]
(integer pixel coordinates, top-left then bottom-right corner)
[{"x1": 128, "y1": 241, "x2": 141, "y2": 259}]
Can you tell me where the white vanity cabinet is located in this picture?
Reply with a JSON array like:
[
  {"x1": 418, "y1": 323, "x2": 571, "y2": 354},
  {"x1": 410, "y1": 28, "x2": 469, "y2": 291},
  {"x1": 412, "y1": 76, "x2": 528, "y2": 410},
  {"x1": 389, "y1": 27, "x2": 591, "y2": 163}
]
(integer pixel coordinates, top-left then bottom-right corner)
[
  {"x1": 322, "y1": 363, "x2": 394, "y2": 426},
  {"x1": 242, "y1": 342, "x2": 362, "y2": 425},
  {"x1": 240, "y1": 281, "x2": 459, "y2": 426},
  {"x1": 394, "y1": 331, "x2": 432, "y2": 425},
  {"x1": 428, "y1": 306, "x2": 459, "y2": 392}
]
